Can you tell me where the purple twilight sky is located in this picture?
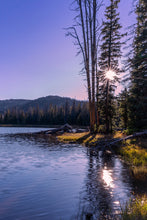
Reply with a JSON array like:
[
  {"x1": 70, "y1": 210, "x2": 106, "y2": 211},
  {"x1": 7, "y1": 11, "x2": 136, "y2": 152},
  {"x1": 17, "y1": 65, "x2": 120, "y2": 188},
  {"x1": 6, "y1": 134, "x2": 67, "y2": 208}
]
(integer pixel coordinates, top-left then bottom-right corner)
[{"x1": 0, "y1": 0, "x2": 136, "y2": 100}]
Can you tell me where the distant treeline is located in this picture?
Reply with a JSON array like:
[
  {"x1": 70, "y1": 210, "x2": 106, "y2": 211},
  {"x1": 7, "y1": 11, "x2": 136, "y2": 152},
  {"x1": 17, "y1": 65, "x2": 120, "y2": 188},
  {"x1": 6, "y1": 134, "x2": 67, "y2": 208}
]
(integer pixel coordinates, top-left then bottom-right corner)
[{"x1": 0, "y1": 101, "x2": 90, "y2": 126}]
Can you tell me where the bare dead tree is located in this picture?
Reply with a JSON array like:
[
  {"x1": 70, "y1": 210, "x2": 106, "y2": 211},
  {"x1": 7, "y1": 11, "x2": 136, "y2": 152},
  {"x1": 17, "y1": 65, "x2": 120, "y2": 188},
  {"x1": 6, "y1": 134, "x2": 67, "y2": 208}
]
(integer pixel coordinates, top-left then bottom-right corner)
[{"x1": 66, "y1": 0, "x2": 102, "y2": 133}]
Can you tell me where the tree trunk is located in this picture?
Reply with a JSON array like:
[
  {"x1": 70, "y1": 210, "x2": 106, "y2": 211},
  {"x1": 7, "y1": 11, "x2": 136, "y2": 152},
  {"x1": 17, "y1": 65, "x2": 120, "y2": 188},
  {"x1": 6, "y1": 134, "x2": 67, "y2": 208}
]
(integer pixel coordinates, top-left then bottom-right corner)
[
  {"x1": 89, "y1": 101, "x2": 96, "y2": 133},
  {"x1": 67, "y1": 0, "x2": 100, "y2": 133},
  {"x1": 96, "y1": 69, "x2": 99, "y2": 131},
  {"x1": 106, "y1": 80, "x2": 109, "y2": 133}
]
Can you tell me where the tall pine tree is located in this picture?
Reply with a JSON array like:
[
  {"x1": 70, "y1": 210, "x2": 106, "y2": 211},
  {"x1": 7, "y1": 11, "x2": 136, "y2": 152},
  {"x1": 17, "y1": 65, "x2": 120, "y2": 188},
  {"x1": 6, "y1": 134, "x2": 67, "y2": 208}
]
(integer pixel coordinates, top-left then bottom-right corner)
[
  {"x1": 128, "y1": 0, "x2": 147, "y2": 129},
  {"x1": 98, "y1": 0, "x2": 124, "y2": 133}
]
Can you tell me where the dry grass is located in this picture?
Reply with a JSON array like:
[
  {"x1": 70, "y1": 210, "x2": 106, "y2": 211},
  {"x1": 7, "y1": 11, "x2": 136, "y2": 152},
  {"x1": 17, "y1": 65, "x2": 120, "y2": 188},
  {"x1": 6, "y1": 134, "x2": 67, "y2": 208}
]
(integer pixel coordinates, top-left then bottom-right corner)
[
  {"x1": 57, "y1": 132, "x2": 105, "y2": 145},
  {"x1": 57, "y1": 132, "x2": 89, "y2": 142},
  {"x1": 132, "y1": 166, "x2": 147, "y2": 179},
  {"x1": 113, "y1": 131, "x2": 124, "y2": 139},
  {"x1": 121, "y1": 195, "x2": 147, "y2": 220},
  {"x1": 118, "y1": 138, "x2": 147, "y2": 178},
  {"x1": 82, "y1": 133, "x2": 105, "y2": 145},
  {"x1": 57, "y1": 131, "x2": 125, "y2": 145},
  {"x1": 120, "y1": 139, "x2": 147, "y2": 167}
]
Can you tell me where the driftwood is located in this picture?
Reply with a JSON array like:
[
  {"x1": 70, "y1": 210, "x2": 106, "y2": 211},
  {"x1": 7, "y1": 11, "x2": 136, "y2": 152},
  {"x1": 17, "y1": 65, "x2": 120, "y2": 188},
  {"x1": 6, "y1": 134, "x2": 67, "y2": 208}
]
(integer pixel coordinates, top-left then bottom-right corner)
[
  {"x1": 35, "y1": 124, "x2": 89, "y2": 135},
  {"x1": 37, "y1": 124, "x2": 73, "y2": 135},
  {"x1": 93, "y1": 130, "x2": 147, "y2": 151},
  {"x1": 109, "y1": 130, "x2": 147, "y2": 146}
]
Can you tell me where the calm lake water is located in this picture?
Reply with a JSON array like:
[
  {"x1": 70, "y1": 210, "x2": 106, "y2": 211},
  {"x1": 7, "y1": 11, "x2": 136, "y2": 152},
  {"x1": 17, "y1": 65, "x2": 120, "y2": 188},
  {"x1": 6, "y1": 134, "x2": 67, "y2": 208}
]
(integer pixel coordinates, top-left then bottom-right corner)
[{"x1": 0, "y1": 127, "x2": 146, "y2": 220}]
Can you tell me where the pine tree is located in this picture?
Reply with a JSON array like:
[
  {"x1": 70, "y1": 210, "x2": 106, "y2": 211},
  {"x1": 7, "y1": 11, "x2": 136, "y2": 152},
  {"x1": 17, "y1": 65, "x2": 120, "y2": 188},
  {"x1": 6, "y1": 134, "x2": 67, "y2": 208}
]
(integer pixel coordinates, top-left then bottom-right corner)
[
  {"x1": 129, "y1": 0, "x2": 147, "y2": 129},
  {"x1": 70, "y1": 100, "x2": 76, "y2": 125},
  {"x1": 119, "y1": 88, "x2": 129, "y2": 129},
  {"x1": 64, "y1": 100, "x2": 69, "y2": 124},
  {"x1": 98, "y1": 0, "x2": 124, "y2": 133}
]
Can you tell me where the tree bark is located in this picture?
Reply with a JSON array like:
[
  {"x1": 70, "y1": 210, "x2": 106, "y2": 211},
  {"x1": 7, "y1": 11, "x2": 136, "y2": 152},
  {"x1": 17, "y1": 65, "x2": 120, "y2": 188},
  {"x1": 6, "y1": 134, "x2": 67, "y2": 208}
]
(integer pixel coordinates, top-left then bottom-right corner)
[
  {"x1": 67, "y1": 0, "x2": 101, "y2": 133},
  {"x1": 106, "y1": 80, "x2": 109, "y2": 133}
]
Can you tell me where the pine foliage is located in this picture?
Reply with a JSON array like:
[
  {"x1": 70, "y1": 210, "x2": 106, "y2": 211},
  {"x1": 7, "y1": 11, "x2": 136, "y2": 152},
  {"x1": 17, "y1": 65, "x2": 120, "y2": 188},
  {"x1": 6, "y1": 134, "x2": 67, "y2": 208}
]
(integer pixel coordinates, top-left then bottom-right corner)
[
  {"x1": 0, "y1": 102, "x2": 90, "y2": 126},
  {"x1": 119, "y1": 88, "x2": 129, "y2": 129},
  {"x1": 129, "y1": 0, "x2": 147, "y2": 129},
  {"x1": 98, "y1": 0, "x2": 124, "y2": 133}
]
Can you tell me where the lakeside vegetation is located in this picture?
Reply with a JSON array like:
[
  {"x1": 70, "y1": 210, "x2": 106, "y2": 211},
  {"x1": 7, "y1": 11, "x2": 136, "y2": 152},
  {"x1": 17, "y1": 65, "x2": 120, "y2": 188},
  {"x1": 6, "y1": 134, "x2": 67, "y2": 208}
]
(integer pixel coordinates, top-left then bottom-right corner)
[
  {"x1": 119, "y1": 139, "x2": 147, "y2": 167},
  {"x1": 58, "y1": 132, "x2": 103, "y2": 144},
  {"x1": 118, "y1": 138, "x2": 147, "y2": 179},
  {"x1": 58, "y1": 132, "x2": 147, "y2": 176},
  {"x1": 121, "y1": 195, "x2": 147, "y2": 220}
]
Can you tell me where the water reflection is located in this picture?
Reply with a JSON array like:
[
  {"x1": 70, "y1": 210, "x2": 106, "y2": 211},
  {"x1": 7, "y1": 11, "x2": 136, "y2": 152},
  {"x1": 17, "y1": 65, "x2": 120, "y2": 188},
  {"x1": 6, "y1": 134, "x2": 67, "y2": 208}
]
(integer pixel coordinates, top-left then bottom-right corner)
[
  {"x1": 102, "y1": 168, "x2": 114, "y2": 188},
  {"x1": 75, "y1": 149, "x2": 134, "y2": 219},
  {"x1": 0, "y1": 128, "x2": 146, "y2": 220},
  {"x1": 3, "y1": 132, "x2": 58, "y2": 147}
]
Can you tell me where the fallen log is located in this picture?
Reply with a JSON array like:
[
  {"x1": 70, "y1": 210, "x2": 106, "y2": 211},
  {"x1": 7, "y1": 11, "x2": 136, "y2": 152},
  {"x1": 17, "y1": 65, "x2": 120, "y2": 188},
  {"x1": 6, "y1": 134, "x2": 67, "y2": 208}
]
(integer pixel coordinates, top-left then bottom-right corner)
[
  {"x1": 36, "y1": 124, "x2": 73, "y2": 135},
  {"x1": 94, "y1": 130, "x2": 147, "y2": 150},
  {"x1": 35, "y1": 124, "x2": 89, "y2": 135},
  {"x1": 109, "y1": 130, "x2": 147, "y2": 147}
]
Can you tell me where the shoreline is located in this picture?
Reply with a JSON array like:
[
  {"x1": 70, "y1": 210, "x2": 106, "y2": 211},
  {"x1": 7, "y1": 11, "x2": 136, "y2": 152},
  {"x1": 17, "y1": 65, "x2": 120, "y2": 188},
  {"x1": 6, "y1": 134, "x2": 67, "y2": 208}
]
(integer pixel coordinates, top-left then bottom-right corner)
[
  {"x1": 0, "y1": 124, "x2": 63, "y2": 128},
  {"x1": 57, "y1": 131, "x2": 147, "y2": 176},
  {"x1": 0, "y1": 124, "x2": 89, "y2": 129},
  {"x1": 1, "y1": 125, "x2": 146, "y2": 174}
]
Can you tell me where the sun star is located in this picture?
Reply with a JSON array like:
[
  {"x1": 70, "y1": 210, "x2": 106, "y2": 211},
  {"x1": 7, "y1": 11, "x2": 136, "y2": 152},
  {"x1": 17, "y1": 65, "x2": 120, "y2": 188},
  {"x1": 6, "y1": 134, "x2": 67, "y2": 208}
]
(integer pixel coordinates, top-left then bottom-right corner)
[{"x1": 105, "y1": 70, "x2": 116, "y2": 80}]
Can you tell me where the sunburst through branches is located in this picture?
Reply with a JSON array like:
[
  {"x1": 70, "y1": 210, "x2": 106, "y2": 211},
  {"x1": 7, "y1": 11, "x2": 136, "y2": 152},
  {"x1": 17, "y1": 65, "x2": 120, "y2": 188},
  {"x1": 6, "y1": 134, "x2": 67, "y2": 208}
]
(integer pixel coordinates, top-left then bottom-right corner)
[{"x1": 105, "y1": 69, "x2": 116, "y2": 81}]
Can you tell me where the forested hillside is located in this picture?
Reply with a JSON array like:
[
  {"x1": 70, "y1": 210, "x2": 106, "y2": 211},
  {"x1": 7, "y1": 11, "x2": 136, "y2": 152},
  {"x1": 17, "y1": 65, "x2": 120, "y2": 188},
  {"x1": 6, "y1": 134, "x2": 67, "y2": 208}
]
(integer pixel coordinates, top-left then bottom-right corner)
[
  {"x1": 0, "y1": 96, "x2": 85, "y2": 113},
  {"x1": 0, "y1": 96, "x2": 89, "y2": 126}
]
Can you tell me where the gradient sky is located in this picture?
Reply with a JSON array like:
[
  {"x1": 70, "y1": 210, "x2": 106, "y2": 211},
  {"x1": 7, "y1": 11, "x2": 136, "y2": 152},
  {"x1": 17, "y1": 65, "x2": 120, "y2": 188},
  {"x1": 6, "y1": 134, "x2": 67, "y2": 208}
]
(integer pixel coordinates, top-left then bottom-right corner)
[{"x1": 0, "y1": 0, "x2": 136, "y2": 100}]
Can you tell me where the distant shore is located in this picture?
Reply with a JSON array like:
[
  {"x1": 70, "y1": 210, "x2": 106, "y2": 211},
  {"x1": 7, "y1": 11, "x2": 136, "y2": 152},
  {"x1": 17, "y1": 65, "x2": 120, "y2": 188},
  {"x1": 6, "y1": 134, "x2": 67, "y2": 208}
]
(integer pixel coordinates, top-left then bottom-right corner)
[
  {"x1": 0, "y1": 124, "x2": 89, "y2": 129},
  {"x1": 0, "y1": 124, "x2": 55, "y2": 128}
]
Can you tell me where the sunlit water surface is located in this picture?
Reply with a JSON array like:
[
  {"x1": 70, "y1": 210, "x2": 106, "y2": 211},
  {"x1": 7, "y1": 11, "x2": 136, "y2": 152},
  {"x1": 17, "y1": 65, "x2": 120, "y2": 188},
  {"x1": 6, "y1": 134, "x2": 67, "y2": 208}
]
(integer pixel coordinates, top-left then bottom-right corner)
[{"x1": 0, "y1": 127, "x2": 145, "y2": 219}]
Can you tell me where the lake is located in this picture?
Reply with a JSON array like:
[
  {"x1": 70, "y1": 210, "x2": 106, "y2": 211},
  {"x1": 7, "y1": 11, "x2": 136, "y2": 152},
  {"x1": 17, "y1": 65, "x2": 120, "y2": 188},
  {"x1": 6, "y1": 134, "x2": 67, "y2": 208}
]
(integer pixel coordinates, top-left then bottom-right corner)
[{"x1": 0, "y1": 127, "x2": 145, "y2": 219}]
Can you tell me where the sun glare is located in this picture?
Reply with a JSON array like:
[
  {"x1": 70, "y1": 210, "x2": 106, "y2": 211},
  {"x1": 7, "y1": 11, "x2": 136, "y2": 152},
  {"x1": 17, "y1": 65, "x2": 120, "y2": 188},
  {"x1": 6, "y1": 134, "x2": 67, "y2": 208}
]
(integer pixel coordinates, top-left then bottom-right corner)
[
  {"x1": 105, "y1": 70, "x2": 116, "y2": 80},
  {"x1": 102, "y1": 168, "x2": 114, "y2": 188}
]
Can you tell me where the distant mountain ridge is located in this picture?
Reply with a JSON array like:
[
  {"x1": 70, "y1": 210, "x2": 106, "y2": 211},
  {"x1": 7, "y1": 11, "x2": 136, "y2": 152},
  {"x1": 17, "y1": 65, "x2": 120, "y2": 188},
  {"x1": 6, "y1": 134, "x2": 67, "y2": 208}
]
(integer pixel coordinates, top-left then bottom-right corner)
[{"x1": 0, "y1": 96, "x2": 85, "y2": 113}]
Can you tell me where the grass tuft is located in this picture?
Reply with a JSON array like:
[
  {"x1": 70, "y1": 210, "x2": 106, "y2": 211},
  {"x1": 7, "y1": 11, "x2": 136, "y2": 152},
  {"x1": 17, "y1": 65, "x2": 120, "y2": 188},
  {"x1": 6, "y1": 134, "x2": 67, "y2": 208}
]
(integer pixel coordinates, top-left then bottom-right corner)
[
  {"x1": 57, "y1": 132, "x2": 105, "y2": 145},
  {"x1": 57, "y1": 132, "x2": 89, "y2": 143},
  {"x1": 120, "y1": 139, "x2": 147, "y2": 167},
  {"x1": 121, "y1": 195, "x2": 147, "y2": 220}
]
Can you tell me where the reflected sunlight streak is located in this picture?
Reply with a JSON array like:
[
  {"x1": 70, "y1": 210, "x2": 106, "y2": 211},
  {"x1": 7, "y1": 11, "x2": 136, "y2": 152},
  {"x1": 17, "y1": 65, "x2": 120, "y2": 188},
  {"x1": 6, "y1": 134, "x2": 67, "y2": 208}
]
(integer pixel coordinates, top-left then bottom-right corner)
[{"x1": 102, "y1": 168, "x2": 114, "y2": 188}]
